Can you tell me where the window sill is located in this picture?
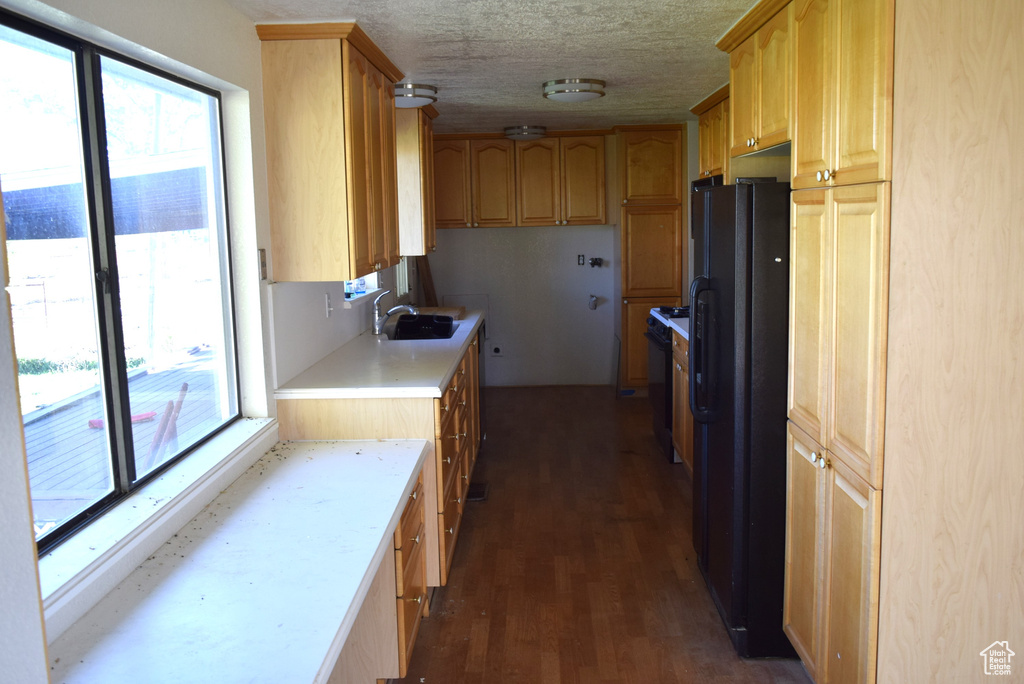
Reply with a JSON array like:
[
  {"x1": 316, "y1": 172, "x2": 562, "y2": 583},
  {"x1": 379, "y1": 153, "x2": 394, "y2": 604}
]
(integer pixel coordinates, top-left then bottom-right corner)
[
  {"x1": 340, "y1": 287, "x2": 382, "y2": 309},
  {"x1": 39, "y1": 417, "x2": 279, "y2": 643}
]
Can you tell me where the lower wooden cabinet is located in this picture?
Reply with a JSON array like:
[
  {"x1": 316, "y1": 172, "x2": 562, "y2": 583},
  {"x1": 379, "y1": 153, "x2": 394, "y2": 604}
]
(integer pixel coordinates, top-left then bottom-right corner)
[
  {"x1": 394, "y1": 473, "x2": 427, "y2": 677},
  {"x1": 670, "y1": 331, "x2": 693, "y2": 474},
  {"x1": 621, "y1": 297, "x2": 680, "y2": 388},
  {"x1": 784, "y1": 421, "x2": 882, "y2": 684}
]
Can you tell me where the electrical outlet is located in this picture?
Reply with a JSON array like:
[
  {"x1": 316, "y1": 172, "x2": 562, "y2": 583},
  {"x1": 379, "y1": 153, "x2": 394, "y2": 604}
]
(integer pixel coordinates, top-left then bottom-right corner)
[
  {"x1": 489, "y1": 344, "x2": 504, "y2": 357},
  {"x1": 577, "y1": 254, "x2": 585, "y2": 266}
]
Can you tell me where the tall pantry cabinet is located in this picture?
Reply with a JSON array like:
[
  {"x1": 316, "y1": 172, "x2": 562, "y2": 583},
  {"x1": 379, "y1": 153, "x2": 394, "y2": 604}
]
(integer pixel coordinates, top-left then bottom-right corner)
[{"x1": 616, "y1": 126, "x2": 685, "y2": 389}]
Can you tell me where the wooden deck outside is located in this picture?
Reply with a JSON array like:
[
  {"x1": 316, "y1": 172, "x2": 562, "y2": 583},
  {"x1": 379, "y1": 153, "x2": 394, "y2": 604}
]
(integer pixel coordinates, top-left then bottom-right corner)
[{"x1": 24, "y1": 351, "x2": 228, "y2": 531}]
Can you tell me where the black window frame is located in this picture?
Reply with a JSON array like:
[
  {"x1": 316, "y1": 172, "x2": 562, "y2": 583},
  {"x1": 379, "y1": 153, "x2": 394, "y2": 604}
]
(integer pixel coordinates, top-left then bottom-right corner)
[{"x1": 1, "y1": 9, "x2": 242, "y2": 556}]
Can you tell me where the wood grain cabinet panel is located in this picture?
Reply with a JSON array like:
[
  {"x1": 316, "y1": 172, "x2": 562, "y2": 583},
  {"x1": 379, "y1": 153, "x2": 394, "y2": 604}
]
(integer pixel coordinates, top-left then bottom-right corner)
[
  {"x1": 792, "y1": 0, "x2": 894, "y2": 188},
  {"x1": 433, "y1": 139, "x2": 472, "y2": 228},
  {"x1": 729, "y1": 4, "x2": 792, "y2": 156},
  {"x1": 560, "y1": 135, "x2": 606, "y2": 224},
  {"x1": 789, "y1": 184, "x2": 889, "y2": 489},
  {"x1": 396, "y1": 107, "x2": 437, "y2": 255},
  {"x1": 671, "y1": 332, "x2": 693, "y2": 474},
  {"x1": 515, "y1": 138, "x2": 561, "y2": 225},
  {"x1": 783, "y1": 421, "x2": 881, "y2": 684},
  {"x1": 697, "y1": 99, "x2": 729, "y2": 178},
  {"x1": 620, "y1": 129, "x2": 683, "y2": 205},
  {"x1": 621, "y1": 297, "x2": 681, "y2": 388},
  {"x1": 622, "y1": 205, "x2": 683, "y2": 297},
  {"x1": 259, "y1": 32, "x2": 399, "y2": 281},
  {"x1": 471, "y1": 139, "x2": 516, "y2": 227}
]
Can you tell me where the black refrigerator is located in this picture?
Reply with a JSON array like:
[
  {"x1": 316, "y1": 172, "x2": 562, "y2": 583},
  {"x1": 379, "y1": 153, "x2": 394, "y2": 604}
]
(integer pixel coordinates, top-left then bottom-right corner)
[{"x1": 688, "y1": 178, "x2": 795, "y2": 658}]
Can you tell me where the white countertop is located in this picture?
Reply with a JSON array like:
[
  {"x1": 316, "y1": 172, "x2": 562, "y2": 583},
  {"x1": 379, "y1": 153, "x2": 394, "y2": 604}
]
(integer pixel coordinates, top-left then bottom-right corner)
[
  {"x1": 276, "y1": 311, "x2": 485, "y2": 399},
  {"x1": 49, "y1": 439, "x2": 431, "y2": 684},
  {"x1": 650, "y1": 308, "x2": 690, "y2": 341}
]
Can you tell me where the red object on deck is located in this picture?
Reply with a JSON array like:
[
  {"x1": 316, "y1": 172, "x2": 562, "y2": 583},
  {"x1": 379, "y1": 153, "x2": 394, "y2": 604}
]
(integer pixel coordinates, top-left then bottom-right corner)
[{"x1": 87, "y1": 411, "x2": 157, "y2": 429}]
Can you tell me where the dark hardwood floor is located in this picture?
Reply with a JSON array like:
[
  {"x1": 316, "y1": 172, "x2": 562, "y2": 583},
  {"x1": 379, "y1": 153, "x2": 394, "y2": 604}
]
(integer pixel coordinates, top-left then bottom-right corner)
[{"x1": 396, "y1": 386, "x2": 809, "y2": 684}]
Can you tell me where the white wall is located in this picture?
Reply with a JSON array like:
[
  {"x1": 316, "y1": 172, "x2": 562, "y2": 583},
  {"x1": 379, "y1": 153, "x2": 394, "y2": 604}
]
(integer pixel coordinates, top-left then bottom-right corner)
[{"x1": 429, "y1": 225, "x2": 617, "y2": 386}]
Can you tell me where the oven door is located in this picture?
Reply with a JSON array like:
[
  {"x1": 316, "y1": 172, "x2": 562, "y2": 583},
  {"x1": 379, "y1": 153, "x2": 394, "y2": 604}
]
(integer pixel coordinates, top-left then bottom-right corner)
[{"x1": 644, "y1": 329, "x2": 673, "y2": 461}]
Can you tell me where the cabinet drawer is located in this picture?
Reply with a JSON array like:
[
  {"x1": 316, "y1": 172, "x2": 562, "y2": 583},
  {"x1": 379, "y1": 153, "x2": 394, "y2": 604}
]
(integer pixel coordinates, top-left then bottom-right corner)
[
  {"x1": 394, "y1": 476, "x2": 423, "y2": 551},
  {"x1": 396, "y1": 538, "x2": 427, "y2": 677},
  {"x1": 672, "y1": 331, "x2": 689, "y2": 369},
  {"x1": 395, "y1": 519, "x2": 425, "y2": 597},
  {"x1": 438, "y1": 492, "x2": 463, "y2": 582}
]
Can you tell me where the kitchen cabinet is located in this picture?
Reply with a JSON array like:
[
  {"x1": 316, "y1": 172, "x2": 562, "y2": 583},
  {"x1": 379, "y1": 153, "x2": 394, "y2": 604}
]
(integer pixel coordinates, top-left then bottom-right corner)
[
  {"x1": 394, "y1": 472, "x2": 427, "y2": 677},
  {"x1": 620, "y1": 128, "x2": 684, "y2": 205},
  {"x1": 396, "y1": 107, "x2": 438, "y2": 255},
  {"x1": 434, "y1": 138, "x2": 516, "y2": 228},
  {"x1": 694, "y1": 93, "x2": 729, "y2": 179},
  {"x1": 791, "y1": 0, "x2": 894, "y2": 189},
  {"x1": 729, "y1": 3, "x2": 792, "y2": 156},
  {"x1": 258, "y1": 25, "x2": 402, "y2": 281},
  {"x1": 671, "y1": 331, "x2": 693, "y2": 475},
  {"x1": 621, "y1": 297, "x2": 680, "y2": 388},
  {"x1": 790, "y1": 184, "x2": 890, "y2": 489},
  {"x1": 515, "y1": 135, "x2": 606, "y2": 226},
  {"x1": 275, "y1": 331, "x2": 483, "y2": 589},
  {"x1": 621, "y1": 205, "x2": 683, "y2": 297},
  {"x1": 783, "y1": 421, "x2": 881, "y2": 684}
]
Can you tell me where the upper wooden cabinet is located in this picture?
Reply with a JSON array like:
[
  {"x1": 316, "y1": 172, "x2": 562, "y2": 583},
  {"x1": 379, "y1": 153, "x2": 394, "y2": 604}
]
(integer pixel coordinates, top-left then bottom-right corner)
[
  {"x1": 396, "y1": 107, "x2": 437, "y2": 255},
  {"x1": 620, "y1": 128, "x2": 684, "y2": 205},
  {"x1": 515, "y1": 135, "x2": 606, "y2": 226},
  {"x1": 434, "y1": 138, "x2": 516, "y2": 228},
  {"x1": 791, "y1": 0, "x2": 894, "y2": 188},
  {"x1": 789, "y1": 183, "x2": 890, "y2": 490},
  {"x1": 728, "y1": 3, "x2": 792, "y2": 156},
  {"x1": 258, "y1": 25, "x2": 402, "y2": 281},
  {"x1": 691, "y1": 85, "x2": 730, "y2": 179}
]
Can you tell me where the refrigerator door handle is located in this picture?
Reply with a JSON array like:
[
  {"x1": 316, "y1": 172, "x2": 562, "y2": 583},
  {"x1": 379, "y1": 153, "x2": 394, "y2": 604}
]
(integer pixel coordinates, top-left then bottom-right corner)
[{"x1": 689, "y1": 276, "x2": 715, "y2": 423}]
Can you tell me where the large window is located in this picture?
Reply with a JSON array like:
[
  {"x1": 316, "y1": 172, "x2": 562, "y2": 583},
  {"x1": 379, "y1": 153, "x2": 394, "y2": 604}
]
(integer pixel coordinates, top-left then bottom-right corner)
[{"x1": 0, "y1": 14, "x2": 238, "y2": 553}]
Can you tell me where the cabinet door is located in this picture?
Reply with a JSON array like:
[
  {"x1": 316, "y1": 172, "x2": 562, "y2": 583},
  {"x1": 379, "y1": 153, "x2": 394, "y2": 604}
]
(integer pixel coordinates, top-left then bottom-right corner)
[
  {"x1": 621, "y1": 130, "x2": 683, "y2": 205},
  {"x1": 792, "y1": 0, "x2": 835, "y2": 189},
  {"x1": 708, "y1": 100, "x2": 728, "y2": 177},
  {"x1": 381, "y1": 76, "x2": 399, "y2": 268},
  {"x1": 396, "y1": 108, "x2": 436, "y2": 256},
  {"x1": 561, "y1": 135, "x2": 606, "y2": 225},
  {"x1": 620, "y1": 297, "x2": 680, "y2": 388},
  {"x1": 698, "y1": 110, "x2": 713, "y2": 177},
  {"x1": 756, "y1": 3, "x2": 792, "y2": 149},
  {"x1": 729, "y1": 34, "x2": 757, "y2": 157},
  {"x1": 343, "y1": 43, "x2": 374, "y2": 277},
  {"x1": 783, "y1": 421, "x2": 828, "y2": 682},
  {"x1": 471, "y1": 139, "x2": 516, "y2": 227},
  {"x1": 829, "y1": 183, "x2": 889, "y2": 489},
  {"x1": 434, "y1": 139, "x2": 472, "y2": 228},
  {"x1": 261, "y1": 39, "x2": 351, "y2": 282},
  {"x1": 788, "y1": 189, "x2": 831, "y2": 447},
  {"x1": 824, "y1": 455, "x2": 881, "y2": 684},
  {"x1": 833, "y1": 0, "x2": 894, "y2": 186},
  {"x1": 671, "y1": 334, "x2": 693, "y2": 474},
  {"x1": 516, "y1": 138, "x2": 560, "y2": 226},
  {"x1": 622, "y1": 205, "x2": 683, "y2": 297}
]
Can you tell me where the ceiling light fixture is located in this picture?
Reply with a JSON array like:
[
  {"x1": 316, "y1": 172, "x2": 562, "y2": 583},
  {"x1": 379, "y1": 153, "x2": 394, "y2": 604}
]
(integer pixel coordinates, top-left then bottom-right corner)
[
  {"x1": 504, "y1": 125, "x2": 547, "y2": 141},
  {"x1": 394, "y1": 83, "x2": 438, "y2": 108},
  {"x1": 543, "y1": 78, "x2": 606, "y2": 103}
]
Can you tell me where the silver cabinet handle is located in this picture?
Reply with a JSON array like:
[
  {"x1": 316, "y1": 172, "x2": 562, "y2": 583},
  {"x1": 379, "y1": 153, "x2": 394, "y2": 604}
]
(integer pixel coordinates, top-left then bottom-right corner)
[
  {"x1": 823, "y1": 169, "x2": 832, "y2": 181},
  {"x1": 816, "y1": 171, "x2": 823, "y2": 182},
  {"x1": 411, "y1": 534, "x2": 421, "y2": 544}
]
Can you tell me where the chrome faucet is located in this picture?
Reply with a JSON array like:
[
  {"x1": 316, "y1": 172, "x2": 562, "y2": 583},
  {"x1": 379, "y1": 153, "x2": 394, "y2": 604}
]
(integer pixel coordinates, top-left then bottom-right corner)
[{"x1": 372, "y1": 289, "x2": 418, "y2": 335}]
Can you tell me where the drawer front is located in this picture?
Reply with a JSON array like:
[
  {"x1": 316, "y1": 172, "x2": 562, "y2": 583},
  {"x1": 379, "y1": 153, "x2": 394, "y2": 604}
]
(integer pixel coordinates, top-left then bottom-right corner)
[
  {"x1": 394, "y1": 476, "x2": 423, "y2": 550},
  {"x1": 395, "y1": 518, "x2": 425, "y2": 597},
  {"x1": 438, "y1": 492, "x2": 463, "y2": 584},
  {"x1": 396, "y1": 539, "x2": 427, "y2": 677},
  {"x1": 672, "y1": 331, "x2": 689, "y2": 369}
]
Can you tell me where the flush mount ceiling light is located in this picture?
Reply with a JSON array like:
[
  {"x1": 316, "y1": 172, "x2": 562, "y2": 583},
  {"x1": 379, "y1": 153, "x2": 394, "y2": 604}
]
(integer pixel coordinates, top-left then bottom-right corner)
[
  {"x1": 543, "y1": 78, "x2": 606, "y2": 103},
  {"x1": 504, "y1": 125, "x2": 547, "y2": 141},
  {"x1": 394, "y1": 83, "x2": 438, "y2": 108}
]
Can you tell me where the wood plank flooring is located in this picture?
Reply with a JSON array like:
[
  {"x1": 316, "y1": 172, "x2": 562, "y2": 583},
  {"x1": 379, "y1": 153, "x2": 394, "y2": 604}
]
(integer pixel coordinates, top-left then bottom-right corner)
[{"x1": 395, "y1": 386, "x2": 810, "y2": 683}]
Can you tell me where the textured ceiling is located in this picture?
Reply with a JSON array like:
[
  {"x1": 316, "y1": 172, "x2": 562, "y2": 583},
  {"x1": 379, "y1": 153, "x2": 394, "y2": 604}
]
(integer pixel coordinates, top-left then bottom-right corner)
[{"x1": 225, "y1": 0, "x2": 752, "y2": 134}]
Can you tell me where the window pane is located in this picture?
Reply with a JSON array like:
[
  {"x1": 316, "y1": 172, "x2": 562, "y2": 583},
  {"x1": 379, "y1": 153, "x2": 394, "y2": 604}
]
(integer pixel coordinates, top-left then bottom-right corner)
[
  {"x1": 0, "y1": 26, "x2": 114, "y2": 538},
  {"x1": 99, "y1": 57, "x2": 237, "y2": 478}
]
